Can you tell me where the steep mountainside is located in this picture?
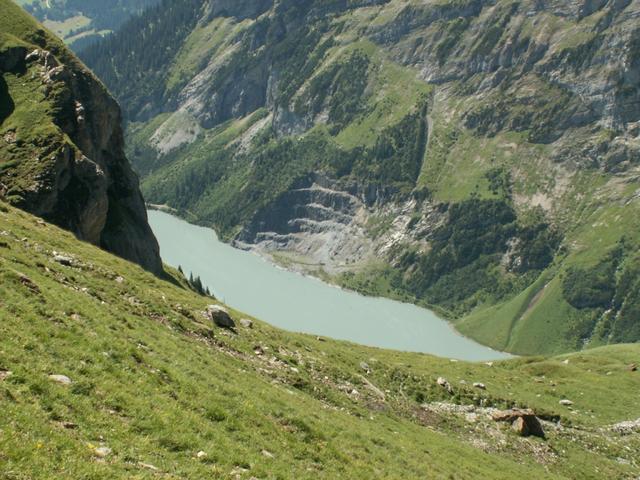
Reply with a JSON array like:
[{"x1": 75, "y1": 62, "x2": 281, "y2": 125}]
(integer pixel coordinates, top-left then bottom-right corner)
[
  {"x1": 0, "y1": 0, "x2": 162, "y2": 273},
  {"x1": 81, "y1": 0, "x2": 640, "y2": 354},
  {"x1": 13, "y1": 0, "x2": 160, "y2": 50},
  {"x1": 1, "y1": 200, "x2": 640, "y2": 478}
]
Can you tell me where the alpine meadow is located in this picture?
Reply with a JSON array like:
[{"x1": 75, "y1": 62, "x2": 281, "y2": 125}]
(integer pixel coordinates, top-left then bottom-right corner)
[{"x1": 1, "y1": 0, "x2": 640, "y2": 478}]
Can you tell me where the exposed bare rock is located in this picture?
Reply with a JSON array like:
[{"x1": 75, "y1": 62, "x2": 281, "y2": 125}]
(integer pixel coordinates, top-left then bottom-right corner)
[
  {"x1": 437, "y1": 377, "x2": 453, "y2": 394},
  {"x1": 53, "y1": 254, "x2": 74, "y2": 266},
  {"x1": 492, "y1": 408, "x2": 545, "y2": 438},
  {"x1": 235, "y1": 173, "x2": 377, "y2": 275},
  {"x1": 1, "y1": 41, "x2": 162, "y2": 274},
  {"x1": 357, "y1": 374, "x2": 386, "y2": 400},
  {"x1": 512, "y1": 417, "x2": 530, "y2": 436},
  {"x1": 207, "y1": 305, "x2": 236, "y2": 329},
  {"x1": 240, "y1": 318, "x2": 253, "y2": 329},
  {"x1": 611, "y1": 418, "x2": 640, "y2": 435}
]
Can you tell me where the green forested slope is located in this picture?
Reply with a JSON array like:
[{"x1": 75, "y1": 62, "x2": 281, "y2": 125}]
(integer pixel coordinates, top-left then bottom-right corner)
[
  {"x1": 1, "y1": 200, "x2": 640, "y2": 479},
  {"x1": 80, "y1": 0, "x2": 640, "y2": 355}
]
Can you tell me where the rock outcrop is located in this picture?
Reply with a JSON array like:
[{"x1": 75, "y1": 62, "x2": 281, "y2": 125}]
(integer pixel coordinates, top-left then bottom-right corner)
[
  {"x1": 492, "y1": 408, "x2": 545, "y2": 438},
  {"x1": 0, "y1": 4, "x2": 162, "y2": 274},
  {"x1": 235, "y1": 173, "x2": 376, "y2": 273},
  {"x1": 48, "y1": 374, "x2": 72, "y2": 385}
]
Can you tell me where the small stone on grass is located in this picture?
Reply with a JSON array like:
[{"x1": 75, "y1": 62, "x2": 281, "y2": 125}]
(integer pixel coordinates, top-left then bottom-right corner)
[{"x1": 49, "y1": 374, "x2": 72, "y2": 385}]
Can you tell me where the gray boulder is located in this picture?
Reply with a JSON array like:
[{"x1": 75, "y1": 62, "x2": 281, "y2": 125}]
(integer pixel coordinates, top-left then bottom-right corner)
[
  {"x1": 207, "y1": 305, "x2": 236, "y2": 329},
  {"x1": 53, "y1": 254, "x2": 74, "y2": 266}
]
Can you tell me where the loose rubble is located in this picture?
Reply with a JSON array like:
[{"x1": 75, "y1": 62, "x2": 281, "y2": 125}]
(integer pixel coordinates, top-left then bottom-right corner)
[{"x1": 611, "y1": 418, "x2": 640, "y2": 435}]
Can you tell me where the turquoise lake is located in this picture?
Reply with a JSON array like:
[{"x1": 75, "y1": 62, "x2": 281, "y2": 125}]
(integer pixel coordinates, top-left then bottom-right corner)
[{"x1": 148, "y1": 210, "x2": 511, "y2": 361}]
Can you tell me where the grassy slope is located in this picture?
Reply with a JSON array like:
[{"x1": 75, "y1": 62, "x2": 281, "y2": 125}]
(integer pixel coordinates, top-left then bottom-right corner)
[
  {"x1": 455, "y1": 165, "x2": 640, "y2": 355},
  {"x1": 1, "y1": 201, "x2": 640, "y2": 479}
]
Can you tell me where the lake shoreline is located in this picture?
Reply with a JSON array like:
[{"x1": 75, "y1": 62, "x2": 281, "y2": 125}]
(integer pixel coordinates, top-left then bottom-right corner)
[{"x1": 147, "y1": 208, "x2": 512, "y2": 361}]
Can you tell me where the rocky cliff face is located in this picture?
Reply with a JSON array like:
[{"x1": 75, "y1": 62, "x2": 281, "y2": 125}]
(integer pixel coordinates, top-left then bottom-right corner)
[
  {"x1": 0, "y1": 1, "x2": 162, "y2": 274},
  {"x1": 373, "y1": 0, "x2": 640, "y2": 152},
  {"x1": 235, "y1": 173, "x2": 377, "y2": 272},
  {"x1": 82, "y1": 0, "x2": 640, "y2": 354}
]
